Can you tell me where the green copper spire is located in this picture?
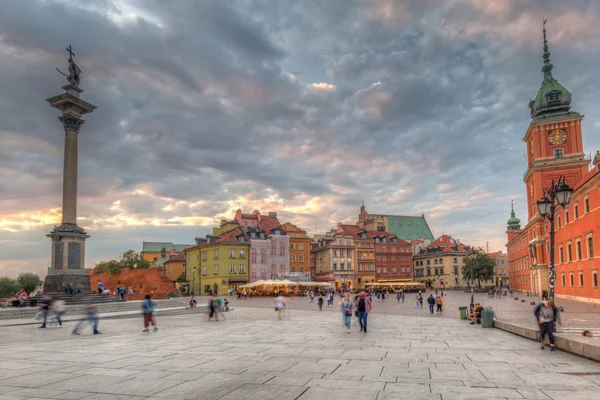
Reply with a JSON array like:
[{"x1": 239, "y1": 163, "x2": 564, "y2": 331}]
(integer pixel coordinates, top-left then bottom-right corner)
[
  {"x1": 528, "y1": 19, "x2": 578, "y2": 122},
  {"x1": 542, "y1": 19, "x2": 553, "y2": 78},
  {"x1": 507, "y1": 200, "x2": 521, "y2": 231}
]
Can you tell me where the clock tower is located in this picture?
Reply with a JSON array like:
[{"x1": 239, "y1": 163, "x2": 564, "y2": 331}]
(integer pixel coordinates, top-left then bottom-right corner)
[{"x1": 523, "y1": 22, "x2": 589, "y2": 222}]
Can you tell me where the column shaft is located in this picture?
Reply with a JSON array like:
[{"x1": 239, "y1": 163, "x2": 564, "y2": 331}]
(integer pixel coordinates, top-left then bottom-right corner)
[{"x1": 62, "y1": 130, "x2": 78, "y2": 224}]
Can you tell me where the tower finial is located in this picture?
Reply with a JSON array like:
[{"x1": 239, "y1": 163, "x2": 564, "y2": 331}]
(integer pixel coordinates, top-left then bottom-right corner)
[
  {"x1": 542, "y1": 18, "x2": 553, "y2": 78},
  {"x1": 510, "y1": 199, "x2": 515, "y2": 217}
]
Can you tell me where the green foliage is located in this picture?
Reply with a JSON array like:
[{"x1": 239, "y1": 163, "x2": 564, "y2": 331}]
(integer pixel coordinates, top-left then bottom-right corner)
[
  {"x1": 16, "y1": 273, "x2": 43, "y2": 294},
  {"x1": 0, "y1": 277, "x2": 18, "y2": 298},
  {"x1": 179, "y1": 286, "x2": 187, "y2": 293},
  {"x1": 176, "y1": 273, "x2": 186, "y2": 282},
  {"x1": 462, "y1": 250, "x2": 495, "y2": 288},
  {"x1": 94, "y1": 250, "x2": 152, "y2": 275},
  {"x1": 94, "y1": 260, "x2": 123, "y2": 275}
]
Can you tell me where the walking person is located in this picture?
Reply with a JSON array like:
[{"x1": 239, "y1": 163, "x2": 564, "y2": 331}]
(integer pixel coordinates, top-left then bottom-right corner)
[
  {"x1": 401, "y1": 291, "x2": 405, "y2": 303},
  {"x1": 38, "y1": 295, "x2": 52, "y2": 329},
  {"x1": 96, "y1": 281, "x2": 103, "y2": 295},
  {"x1": 427, "y1": 294, "x2": 435, "y2": 314},
  {"x1": 50, "y1": 297, "x2": 65, "y2": 327},
  {"x1": 317, "y1": 295, "x2": 324, "y2": 311},
  {"x1": 72, "y1": 304, "x2": 101, "y2": 335},
  {"x1": 415, "y1": 294, "x2": 420, "y2": 308},
  {"x1": 419, "y1": 294, "x2": 424, "y2": 308},
  {"x1": 436, "y1": 295, "x2": 443, "y2": 315},
  {"x1": 534, "y1": 300, "x2": 561, "y2": 351},
  {"x1": 341, "y1": 293, "x2": 353, "y2": 333},
  {"x1": 142, "y1": 294, "x2": 158, "y2": 332},
  {"x1": 355, "y1": 291, "x2": 372, "y2": 333},
  {"x1": 396, "y1": 289, "x2": 401, "y2": 303},
  {"x1": 274, "y1": 293, "x2": 286, "y2": 320}
]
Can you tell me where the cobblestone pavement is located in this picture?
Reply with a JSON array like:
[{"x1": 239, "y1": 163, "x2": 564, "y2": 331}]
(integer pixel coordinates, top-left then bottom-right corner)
[
  {"x1": 224, "y1": 290, "x2": 600, "y2": 328},
  {"x1": 0, "y1": 307, "x2": 598, "y2": 399}
]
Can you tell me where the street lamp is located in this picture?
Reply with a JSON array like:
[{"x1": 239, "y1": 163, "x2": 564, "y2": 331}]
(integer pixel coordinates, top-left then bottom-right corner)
[
  {"x1": 466, "y1": 248, "x2": 477, "y2": 311},
  {"x1": 536, "y1": 176, "x2": 573, "y2": 300},
  {"x1": 192, "y1": 267, "x2": 197, "y2": 296}
]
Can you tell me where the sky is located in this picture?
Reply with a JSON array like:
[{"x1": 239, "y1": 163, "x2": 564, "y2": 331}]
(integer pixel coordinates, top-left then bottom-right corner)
[{"x1": 1, "y1": 0, "x2": 600, "y2": 278}]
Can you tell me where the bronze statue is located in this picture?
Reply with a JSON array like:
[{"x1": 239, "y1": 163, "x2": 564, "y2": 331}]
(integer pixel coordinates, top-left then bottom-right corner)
[{"x1": 56, "y1": 45, "x2": 81, "y2": 87}]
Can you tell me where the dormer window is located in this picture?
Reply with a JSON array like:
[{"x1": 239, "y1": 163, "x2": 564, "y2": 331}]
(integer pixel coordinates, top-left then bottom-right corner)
[
  {"x1": 547, "y1": 92, "x2": 560, "y2": 102},
  {"x1": 260, "y1": 233, "x2": 265, "y2": 239},
  {"x1": 251, "y1": 232, "x2": 256, "y2": 239}
]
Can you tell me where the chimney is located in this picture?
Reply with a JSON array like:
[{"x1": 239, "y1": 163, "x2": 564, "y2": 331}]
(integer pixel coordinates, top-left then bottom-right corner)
[
  {"x1": 268, "y1": 212, "x2": 277, "y2": 217},
  {"x1": 221, "y1": 219, "x2": 227, "y2": 225}
]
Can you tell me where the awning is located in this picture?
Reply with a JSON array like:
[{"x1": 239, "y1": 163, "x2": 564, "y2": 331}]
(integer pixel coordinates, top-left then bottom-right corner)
[{"x1": 229, "y1": 278, "x2": 248, "y2": 283}]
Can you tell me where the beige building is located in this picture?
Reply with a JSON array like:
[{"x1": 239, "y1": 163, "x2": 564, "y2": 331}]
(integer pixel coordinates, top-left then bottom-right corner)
[
  {"x1": 312, "y1": 233, "x2": 356, "y2": 289},
  {"x1": 489, "y1": 251, "x2": 509, "y2": 288},
  {"x1": 413, "y1": 235, "x2": 474, "y2": 289}
]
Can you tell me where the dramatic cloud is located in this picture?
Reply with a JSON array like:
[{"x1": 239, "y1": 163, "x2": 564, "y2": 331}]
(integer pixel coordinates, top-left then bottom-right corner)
[{"x1": 1, "y1": 0, "x2": 600, "y2": 277}]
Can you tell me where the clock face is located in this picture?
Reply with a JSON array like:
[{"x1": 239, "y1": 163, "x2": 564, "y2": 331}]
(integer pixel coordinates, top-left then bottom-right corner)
[{"x1": 548, "y1": 129, "x2": 567, "y2": 145}]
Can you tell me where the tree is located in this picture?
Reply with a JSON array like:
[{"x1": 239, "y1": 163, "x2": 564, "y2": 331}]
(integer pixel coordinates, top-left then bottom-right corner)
[
  {"x1": 94, "y1": 250, "x2": 151, "y2": 275},
  {"x1": 462, "y1": 251, "x2": 495, "y2": 288},
  {"x1": 0, "y1": 277, "x2": 18, "y2": 298},
  {"x1": 16, "y1": 273, "x2": 43, "y2": 294},
  {"x1": 120, "y1": 250, "x2": 150, "y2": 269},
  {"x1": 176, "y1": 273, "x2": 186, "y2": 282},
  {"x1": 94, "y1": 260, "x2": 123, "y2": 275}
]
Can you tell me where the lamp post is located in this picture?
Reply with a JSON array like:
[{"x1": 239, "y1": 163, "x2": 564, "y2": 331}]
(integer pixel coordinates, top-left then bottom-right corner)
[
  {"x1": 467, "y1": 248, "x2": 477, "y2": 311},
  {"x1": 536, "y1": 176, "x2": 573, "y2": 300},
  {"x1": 192, "y1": 267, "x2": 197, "y2": 296}
]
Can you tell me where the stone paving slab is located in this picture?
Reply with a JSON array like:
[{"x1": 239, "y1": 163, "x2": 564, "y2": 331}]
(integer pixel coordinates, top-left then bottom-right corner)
[{"x1": 0, "y1": 307, "x2": 599, "y2": 399}]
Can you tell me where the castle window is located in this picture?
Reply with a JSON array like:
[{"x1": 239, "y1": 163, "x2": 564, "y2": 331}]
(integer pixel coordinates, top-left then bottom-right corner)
[
  {"x1": 554, "y1": 149, "x2": 563, "y2": 158},
  {"x1": 547, "y1": 93, "x2": 560, "y2": 102}
]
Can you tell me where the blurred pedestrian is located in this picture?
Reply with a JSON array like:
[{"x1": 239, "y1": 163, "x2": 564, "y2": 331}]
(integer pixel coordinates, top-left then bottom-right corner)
[
  {"x1": 274, "y1": 293, "x2": 286, "y2": 320},
  {"x1": 50, "y1": 297, "x2": 65, "y2": 327},
  {"x1": 72, "y1": 304, "x2": 101, "y2": 335},
  {"x1": 38, "y1": 295, "x2": 52, "y2": 329},
  {"x1": 534, "y1": 299, "x2": 561, "y2": 351},
  {"x1": 317, "y1": 295, "x2": 324, "y2": 311},
  {"x1": 142, "y1": 294, "x2": 158, "y2": 332}
]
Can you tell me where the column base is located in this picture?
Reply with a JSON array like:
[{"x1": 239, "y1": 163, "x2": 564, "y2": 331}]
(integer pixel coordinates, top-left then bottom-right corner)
[{"x1": 44, "y1": 273, "x2": 91, "y2": 295}]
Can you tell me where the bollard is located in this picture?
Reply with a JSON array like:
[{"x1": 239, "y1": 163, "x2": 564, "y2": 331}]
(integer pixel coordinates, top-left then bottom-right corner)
[
  {"x1": 530, "y1": 301, "x2": 536, "y2": 305},
  {"x1": 521, "y1": 299, "x2": 526, "y2": 302},
  {"x1": 514, "y1": 297, "x2": 519, "y2": 300}
]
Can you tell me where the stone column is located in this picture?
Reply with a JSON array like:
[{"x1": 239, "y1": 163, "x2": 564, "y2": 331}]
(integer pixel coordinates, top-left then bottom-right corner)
[
  {"x1": 44, "y1": 84, "x2": 96, "y2": 294},
  {"x1": 59, "y1": 115, "x2": 84, "y2": 225}
]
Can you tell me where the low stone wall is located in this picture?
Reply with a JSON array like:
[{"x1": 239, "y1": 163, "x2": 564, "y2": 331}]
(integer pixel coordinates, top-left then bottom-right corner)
[{"x1": 495, "y1": 319, "x2": 600, "y2": 362}]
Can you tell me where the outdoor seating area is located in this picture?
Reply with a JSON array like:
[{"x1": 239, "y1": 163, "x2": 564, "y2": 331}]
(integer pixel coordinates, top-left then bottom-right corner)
[{"x1": 238, "y1": 280, "x2": 330, "y2": 296}]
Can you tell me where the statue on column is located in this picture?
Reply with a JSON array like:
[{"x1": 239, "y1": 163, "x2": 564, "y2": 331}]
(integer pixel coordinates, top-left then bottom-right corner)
[{"x1": 56, "y1": 45, "x2": 82, "y2": 87}]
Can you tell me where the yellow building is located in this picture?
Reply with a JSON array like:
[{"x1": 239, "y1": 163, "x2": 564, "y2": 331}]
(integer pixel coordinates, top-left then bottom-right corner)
[
  {"x1": 281, "y1": 222, "x2": 311, "y2": 274},
  {"x1": 185, "y1": 227, "x2": 250, "y2": 295}
]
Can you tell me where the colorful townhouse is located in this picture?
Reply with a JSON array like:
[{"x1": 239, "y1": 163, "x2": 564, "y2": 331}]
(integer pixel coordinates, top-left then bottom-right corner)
[
  {"x1": 368, "y1": 231, "x2": 413, "y2": 283},
  {"x1": 185, "y1": 227, "x2": 250, "y2": 295},
  {"x1": 233, "y1": 209, "x2": 290, "y2": 280},
  {"x1": 281, "y1": 222, "x2": 311, "y2": 278}
]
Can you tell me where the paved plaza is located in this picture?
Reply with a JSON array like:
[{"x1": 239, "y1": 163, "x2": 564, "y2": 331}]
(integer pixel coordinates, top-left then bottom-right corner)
[
  {"x1": 0, "y1": 306, "x2": 599, "y2": 400},
  {"x1": 229, "y1": 290, "x2": 600, "y2": 328}
]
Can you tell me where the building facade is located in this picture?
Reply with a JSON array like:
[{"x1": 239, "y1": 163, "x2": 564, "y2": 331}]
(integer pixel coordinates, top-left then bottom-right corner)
[
  {"x1": 163, "y1": 251, "x2": 186, "y2": 282},
  {"x1": 337, "y1": 224, "x2": 376, "y2": 284},
  {"x1": 312, "y1": 233, "x2": 356, "y2": 289},
  {"x1": 506, "y1": 24, "x2": 600, "y2": 303},
  {"x1": 413, "y1": 235, "x2": 481, "y2": 289},
  {"x1": 368, "y1": 231, "x2": 413, "y2": 282},
  {"x1": 185, "y1": 227, "x2": 250, "y2": 295},
  {"x1": 488, "y1": 250, "x2": 508, "y2": 288},
  {"x1": 234, "y1": 209, "x2": 290, "y2": 280},
  {"x1": 281, "y1": 222, "x2": 311, "y2": 277}
]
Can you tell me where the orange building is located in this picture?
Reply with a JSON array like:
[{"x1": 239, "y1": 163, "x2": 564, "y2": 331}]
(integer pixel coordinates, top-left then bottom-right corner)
[
  {"x1": 336, "y1": 224, "x2": 376, "y2": 284},
  {"x1": 281, "y1": 222, "x2": 311, "y2": 275},
  {"x1": 506, "y1": 24, "x2": 600, "y2": 303},
  {"x1": 140, "y1": 241, "x2": 191, "y2": 268},
  {"x1": 163, "y1": 251, "x2": 186, "y2": 282}
]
